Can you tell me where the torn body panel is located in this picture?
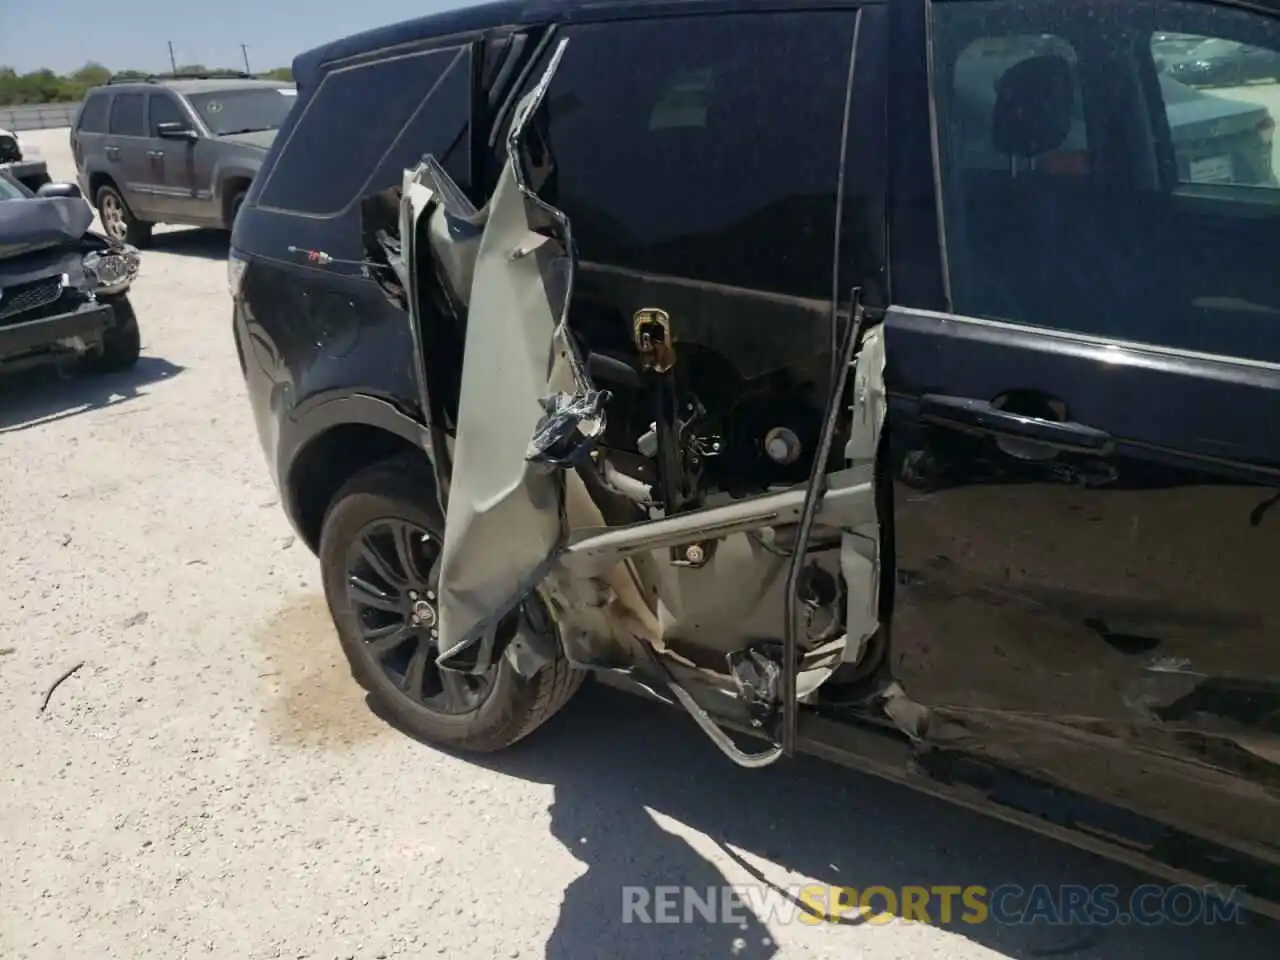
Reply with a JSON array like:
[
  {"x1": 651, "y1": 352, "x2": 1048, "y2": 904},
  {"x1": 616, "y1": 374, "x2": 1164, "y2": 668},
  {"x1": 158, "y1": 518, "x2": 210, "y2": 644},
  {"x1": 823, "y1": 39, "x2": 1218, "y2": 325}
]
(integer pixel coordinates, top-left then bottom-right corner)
[
  {"x1": 403, "y1": 35, "x2": 886, "y2": 763},
  {"x1": 408, "y1": 38, "x2": 607, "y2": 673}
]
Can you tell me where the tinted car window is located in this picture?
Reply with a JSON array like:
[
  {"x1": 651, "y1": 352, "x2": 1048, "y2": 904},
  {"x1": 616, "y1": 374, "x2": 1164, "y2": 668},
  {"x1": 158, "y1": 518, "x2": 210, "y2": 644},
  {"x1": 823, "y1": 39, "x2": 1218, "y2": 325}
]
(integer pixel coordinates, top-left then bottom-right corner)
[
  {"x1": 258, "y1": 47, "x2": 466, "y2": 215},
  {"x1": 108, "y1": 93, "x2": 145, "y2": 137},
  {"x1": 532, "y1": 14, "x2": 855, "y2": 300},
  {"x1": 78, "y1": 92, "x2": 110, "y2": 133},
  {"x1": 933, "y1": 0, "x2": 1280, "y2": 362},
  {"x1": 951, "y1": 35, "x2": 1087, "y2": 173},
  {"x1": 0, "y1": 176, "x2": 25, "y2": 201},
  {"x1": 368, "y1": 49, "x2": 472, "y2": 200},
  {"x1": 148, "y1": 94, "x2": 187, "y2": 134},
  {"x1": 186, "y1": 87, "x2": 296, "y2": 137}
]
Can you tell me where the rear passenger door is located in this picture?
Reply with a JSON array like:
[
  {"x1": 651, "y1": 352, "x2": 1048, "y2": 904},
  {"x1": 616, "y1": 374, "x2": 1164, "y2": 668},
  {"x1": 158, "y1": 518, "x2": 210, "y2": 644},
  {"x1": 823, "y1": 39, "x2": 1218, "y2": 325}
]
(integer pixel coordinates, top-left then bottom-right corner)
[
  {"x1": 886, "y1": 0, "x2": 1280, "y2": 869},
  {"x1": 70, "y1": 90, "x2": 110, "y2": 183},
  {"x1": 104, "y1": 92, "x2": 158, "y2": 219},
  {"x1": 425, "y1": 6, "x2": 877, "y2": 672}
]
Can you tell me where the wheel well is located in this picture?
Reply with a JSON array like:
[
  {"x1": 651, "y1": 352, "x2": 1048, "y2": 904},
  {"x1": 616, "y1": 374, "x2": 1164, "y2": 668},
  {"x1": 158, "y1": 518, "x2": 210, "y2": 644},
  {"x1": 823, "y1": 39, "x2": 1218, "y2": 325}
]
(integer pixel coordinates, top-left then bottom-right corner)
[
  {"x1": 289, "y1": 424, "x2": 431, "y2": 551},
  {"x1": 88, "y1": 171, "x2": 116, "y2": 201},
  {"x1": 221, "y1": 176, "x2": 252, "y2": 225}
]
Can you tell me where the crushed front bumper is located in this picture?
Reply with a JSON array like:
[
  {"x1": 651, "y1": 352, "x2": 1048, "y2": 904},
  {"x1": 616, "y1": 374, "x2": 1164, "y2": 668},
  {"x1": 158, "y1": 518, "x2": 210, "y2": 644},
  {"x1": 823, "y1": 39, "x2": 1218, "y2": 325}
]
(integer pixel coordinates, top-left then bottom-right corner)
[{"x1": 0, "y1": 300, "x2": 114, "y2": 367}]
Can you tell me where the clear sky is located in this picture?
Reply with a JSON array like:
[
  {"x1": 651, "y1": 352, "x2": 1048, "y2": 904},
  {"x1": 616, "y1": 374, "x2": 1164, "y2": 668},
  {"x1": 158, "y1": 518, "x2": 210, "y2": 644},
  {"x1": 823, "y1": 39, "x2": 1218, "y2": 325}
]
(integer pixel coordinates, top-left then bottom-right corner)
[{"x1": 0, "y1": 0, "x2": 477, "y2": 74}]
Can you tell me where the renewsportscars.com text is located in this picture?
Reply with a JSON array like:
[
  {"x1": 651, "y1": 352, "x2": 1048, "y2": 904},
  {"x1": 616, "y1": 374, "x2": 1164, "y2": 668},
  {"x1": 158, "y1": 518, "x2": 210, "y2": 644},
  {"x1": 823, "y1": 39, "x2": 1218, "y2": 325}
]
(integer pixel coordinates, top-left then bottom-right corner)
[{"x1": 621, "y1": 883, "x2": 1248, "y2": 927}]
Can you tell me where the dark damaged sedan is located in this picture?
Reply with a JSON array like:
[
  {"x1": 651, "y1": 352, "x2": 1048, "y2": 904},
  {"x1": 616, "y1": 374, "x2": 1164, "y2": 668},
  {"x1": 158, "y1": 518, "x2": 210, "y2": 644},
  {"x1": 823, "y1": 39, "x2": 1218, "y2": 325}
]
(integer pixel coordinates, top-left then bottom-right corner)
[{"x1": 0, "y1": 175, "x2": 141, "y2": 377}]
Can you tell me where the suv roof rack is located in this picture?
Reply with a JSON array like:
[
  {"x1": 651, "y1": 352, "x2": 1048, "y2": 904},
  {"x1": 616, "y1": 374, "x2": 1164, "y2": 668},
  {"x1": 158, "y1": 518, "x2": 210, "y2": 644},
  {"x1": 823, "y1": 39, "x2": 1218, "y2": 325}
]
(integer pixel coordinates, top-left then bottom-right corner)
[{"x1": 107, "y1": 70, "x2": 256, "y2": 84}]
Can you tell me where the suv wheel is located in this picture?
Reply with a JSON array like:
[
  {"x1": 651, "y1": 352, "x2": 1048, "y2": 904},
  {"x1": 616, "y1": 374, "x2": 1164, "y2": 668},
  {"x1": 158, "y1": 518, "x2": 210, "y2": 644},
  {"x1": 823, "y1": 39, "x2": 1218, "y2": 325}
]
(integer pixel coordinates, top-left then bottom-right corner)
[
  {"x1": 81, "y1": 295, "x2": 141, "y2": 373},
  {"x1": 95, "y1": 185, "x2": 152, "y2": 247},
  {"x1": 319, "y1": 456, "x2": 584, "y2": 752},
  {"x1": 228, "y1": 189, "x2": 247, "y2": 229}
]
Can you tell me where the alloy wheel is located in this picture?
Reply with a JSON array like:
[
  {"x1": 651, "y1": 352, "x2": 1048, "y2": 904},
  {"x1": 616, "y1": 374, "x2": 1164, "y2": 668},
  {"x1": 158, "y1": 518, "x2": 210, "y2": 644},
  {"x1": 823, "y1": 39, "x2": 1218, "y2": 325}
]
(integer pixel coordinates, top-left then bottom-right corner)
[
  {"x1": 99, "y1": 193, "x2": 127, "y2": 243},
  {"x1": 344, "y1": 518, "x2": 492, "y2": 714}
]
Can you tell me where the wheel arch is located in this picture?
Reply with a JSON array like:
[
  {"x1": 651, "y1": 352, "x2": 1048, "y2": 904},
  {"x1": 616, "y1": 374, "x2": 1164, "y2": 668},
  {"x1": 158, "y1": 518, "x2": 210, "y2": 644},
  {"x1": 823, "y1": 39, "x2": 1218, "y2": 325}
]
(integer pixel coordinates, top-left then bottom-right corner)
[
  {"x1": 220, "y1": 173, "x2": 253, "y2": 227},
  {"x1": 283, "y1": 394, "x2": 436, "y2": 553},
  {"x1": 88, "y1": 170, "x2": 118, "y2": 200}
]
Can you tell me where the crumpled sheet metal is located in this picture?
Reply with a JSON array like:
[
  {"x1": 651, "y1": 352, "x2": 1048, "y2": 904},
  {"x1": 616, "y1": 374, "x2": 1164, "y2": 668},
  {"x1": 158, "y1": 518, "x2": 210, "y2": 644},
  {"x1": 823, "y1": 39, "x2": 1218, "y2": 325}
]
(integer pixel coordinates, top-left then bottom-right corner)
[
  {"x1": 0, "y1": 195, "x2": 93, "y2": 257},
  {"x1": 430, "y1": 37, "x2": 605, "y2": 672}
]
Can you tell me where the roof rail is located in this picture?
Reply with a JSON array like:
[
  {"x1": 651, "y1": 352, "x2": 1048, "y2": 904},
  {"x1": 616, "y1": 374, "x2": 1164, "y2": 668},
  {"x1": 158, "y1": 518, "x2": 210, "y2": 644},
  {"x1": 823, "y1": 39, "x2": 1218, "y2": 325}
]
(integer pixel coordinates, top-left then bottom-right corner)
[
  {"x1": 107, "y1": 70, "x2": 257, "y2": 85},
  {"x1": 160, "y1": 70, "x2": 256, "y2": 80}
]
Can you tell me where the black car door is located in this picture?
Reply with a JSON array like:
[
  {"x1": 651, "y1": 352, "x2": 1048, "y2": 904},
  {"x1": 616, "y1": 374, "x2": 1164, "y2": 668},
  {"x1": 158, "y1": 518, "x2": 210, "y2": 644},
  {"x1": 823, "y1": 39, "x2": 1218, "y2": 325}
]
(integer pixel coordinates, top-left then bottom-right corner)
[{"x1": 884, "y1": 0, "x2": 1280, "y2": 885}]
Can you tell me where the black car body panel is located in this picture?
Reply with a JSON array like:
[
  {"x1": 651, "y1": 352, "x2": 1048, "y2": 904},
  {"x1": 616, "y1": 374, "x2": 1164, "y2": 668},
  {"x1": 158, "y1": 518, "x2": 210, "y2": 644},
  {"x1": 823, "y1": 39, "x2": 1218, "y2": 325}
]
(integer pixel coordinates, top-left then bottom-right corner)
[{"x1": 232, "y1": 0, "x2": 1280, "y2": 911}]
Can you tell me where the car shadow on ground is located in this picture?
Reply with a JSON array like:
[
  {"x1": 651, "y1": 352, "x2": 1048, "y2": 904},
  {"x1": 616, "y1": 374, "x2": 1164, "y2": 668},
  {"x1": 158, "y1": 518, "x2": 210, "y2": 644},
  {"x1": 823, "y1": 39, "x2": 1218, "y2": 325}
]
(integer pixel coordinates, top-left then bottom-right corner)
[
  {"x1": 378, "y1": 680, "x2": 1280, "y2": 960},
  {"x1": 0, "y1": 356, "x2": 185, "y2": 433},
  {"x1": 147, "y1": 228, "x2": 229, "y2": 260}
]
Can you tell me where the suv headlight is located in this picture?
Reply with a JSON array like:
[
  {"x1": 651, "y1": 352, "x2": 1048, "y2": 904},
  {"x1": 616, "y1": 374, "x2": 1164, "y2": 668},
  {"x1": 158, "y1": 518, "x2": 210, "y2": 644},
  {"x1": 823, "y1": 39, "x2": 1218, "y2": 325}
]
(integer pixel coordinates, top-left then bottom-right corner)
[{"x1": 83, "y1": 246, "x2": 141, "y2": 295}]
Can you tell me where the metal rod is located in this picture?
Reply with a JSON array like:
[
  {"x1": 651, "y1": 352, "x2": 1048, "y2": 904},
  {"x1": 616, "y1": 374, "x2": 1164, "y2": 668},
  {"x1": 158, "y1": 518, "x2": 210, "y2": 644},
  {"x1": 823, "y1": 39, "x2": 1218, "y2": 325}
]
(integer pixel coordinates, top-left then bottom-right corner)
[
  {"x1": 561, "y1": 472, "x2": 874, "y2": 571},
  {"x1": 781, "y1": 289, "x2": 866, "y2": 757}
]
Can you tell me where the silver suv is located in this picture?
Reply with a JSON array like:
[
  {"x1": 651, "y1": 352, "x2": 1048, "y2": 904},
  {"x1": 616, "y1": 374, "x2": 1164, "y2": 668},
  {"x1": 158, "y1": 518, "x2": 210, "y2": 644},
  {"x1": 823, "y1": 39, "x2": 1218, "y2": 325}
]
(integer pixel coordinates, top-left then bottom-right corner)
[{"x1": 70, "y1": 72, "x2": 297, "y2": 246}]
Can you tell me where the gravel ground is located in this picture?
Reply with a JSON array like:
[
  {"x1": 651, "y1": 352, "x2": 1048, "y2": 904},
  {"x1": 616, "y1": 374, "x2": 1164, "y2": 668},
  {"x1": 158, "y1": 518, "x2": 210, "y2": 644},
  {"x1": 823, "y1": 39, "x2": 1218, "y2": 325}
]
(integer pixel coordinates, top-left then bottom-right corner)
[{"x1": 2, "y1": 129, "x2": 1277, "y2": 960}]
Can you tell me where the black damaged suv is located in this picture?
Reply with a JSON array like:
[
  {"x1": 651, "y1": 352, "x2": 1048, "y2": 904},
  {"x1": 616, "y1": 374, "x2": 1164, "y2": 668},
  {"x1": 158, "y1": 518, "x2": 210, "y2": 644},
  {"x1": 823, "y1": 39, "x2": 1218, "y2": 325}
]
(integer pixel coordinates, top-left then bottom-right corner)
[{"x1": 234, "y1": 0, "x2": 1280, "y2": 912}]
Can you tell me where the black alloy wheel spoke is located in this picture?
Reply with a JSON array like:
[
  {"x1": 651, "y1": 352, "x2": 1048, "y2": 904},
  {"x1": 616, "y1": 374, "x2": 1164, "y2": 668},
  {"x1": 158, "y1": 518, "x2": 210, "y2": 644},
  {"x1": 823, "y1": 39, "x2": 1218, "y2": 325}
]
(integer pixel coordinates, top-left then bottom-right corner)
[
  {"x1": 403, "y1": 640, "x2": 430, "y2": 698},
  {"x1": 362, "y1": 622, "x2": 415, "y2": 658},
  {"x1": 348, "y1": 573, "x2": 401, "y2": 613},
  {"x1": 345, "y1": 517, "x2": 491, "y2": 716},
  {"x1": 358, "y1": 534, "x2": 405, "y2": 589},
  {"x1": 390, "y1": 521, "x2": 431, "y2": 587}
]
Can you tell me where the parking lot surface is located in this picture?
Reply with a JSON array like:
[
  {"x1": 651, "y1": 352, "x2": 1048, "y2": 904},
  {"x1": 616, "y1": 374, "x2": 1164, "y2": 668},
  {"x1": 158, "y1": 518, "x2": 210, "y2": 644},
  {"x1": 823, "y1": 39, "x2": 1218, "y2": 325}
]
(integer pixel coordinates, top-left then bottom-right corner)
[{"x1": 2, "y1": 128, "x2": 1278, "y2": 960}]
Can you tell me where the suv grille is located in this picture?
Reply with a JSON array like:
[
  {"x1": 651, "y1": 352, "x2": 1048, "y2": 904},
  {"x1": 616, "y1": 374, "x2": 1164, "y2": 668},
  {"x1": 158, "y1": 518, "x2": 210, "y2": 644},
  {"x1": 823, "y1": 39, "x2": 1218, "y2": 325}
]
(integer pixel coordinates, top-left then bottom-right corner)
[{"x1": 0, "y1": 276, "x2": 65, "y2": 324}]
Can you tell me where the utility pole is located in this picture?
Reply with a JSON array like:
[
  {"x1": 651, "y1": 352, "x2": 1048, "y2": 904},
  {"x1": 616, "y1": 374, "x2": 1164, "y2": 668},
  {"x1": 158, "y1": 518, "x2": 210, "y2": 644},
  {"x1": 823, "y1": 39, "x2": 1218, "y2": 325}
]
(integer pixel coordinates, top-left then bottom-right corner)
[
  {"x1": 240, "y1": 44, "x2": 251, "y2": 74},
  {"x1": 167, "y1": 40, "x2": 177, "y2": 73}
]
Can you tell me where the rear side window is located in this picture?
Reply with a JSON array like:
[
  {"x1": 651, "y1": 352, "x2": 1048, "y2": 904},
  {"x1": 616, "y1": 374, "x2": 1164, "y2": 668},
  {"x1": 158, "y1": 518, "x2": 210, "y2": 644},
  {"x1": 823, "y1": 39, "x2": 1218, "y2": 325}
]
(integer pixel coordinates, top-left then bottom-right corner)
[
  {"x1": 78, "y1": 92, "x2": 110, "y2": 133},
  {"x1": 259, "y1": 47, "x2": 470, "y2": 215},
  {"x1": 528, "y1": 13, "x2": 857, "y2": 300},
  {"x1": 108, "y1": 93, "x2": 145, "y2": 136}
]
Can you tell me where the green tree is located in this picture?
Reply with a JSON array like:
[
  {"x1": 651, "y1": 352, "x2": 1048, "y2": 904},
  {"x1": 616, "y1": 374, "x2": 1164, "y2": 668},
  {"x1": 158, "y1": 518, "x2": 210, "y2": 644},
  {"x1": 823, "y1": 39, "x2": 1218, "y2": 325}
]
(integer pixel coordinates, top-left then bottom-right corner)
[
  {"x1": 0, "y1": 60, "x2": 295, "y2": 106},
  {"x1": 70, "y1": 62, "x2": 112, "y2": 88}
]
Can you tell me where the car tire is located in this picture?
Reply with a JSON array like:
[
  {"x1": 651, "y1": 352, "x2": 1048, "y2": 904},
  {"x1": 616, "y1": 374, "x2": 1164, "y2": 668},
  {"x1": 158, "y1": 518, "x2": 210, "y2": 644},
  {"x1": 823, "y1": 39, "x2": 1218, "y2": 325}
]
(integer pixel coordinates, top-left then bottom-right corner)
[
  {"x1": 95, "y1": 184, "x2": 152, "y2": 248},
  {"x1": 82, "y1": 295, "x2": 141, "y2": 374},
  {"x1": 319, "y1": 455, "x2": 585, "y2": 752},
  {"x1": 227, "y1": 189, "x2": 247, "y2": 231}
]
